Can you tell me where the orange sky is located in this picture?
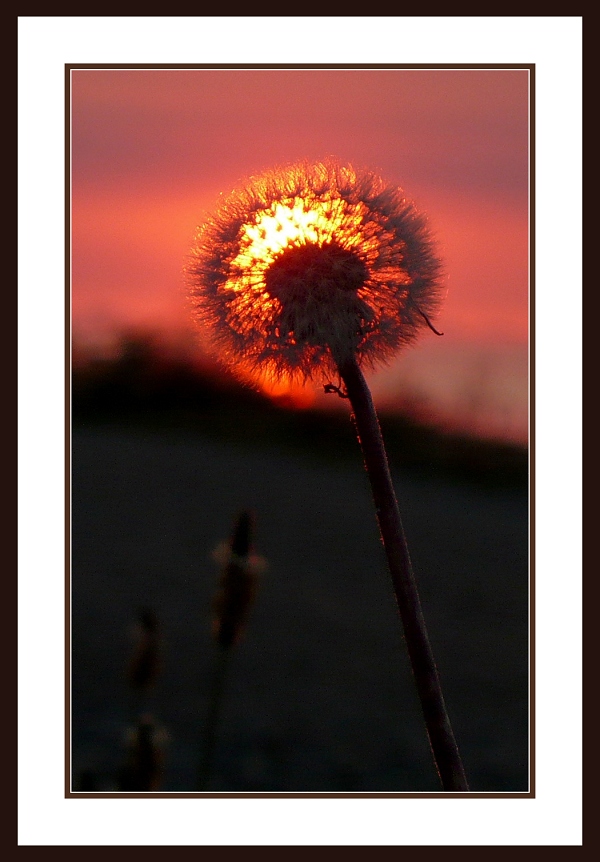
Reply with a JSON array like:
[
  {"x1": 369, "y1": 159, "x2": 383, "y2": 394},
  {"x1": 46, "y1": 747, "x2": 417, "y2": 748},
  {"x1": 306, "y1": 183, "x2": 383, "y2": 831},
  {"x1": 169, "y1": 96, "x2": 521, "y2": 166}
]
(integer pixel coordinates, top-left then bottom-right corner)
[{"x1": 70, "y1": 68, "x2": 530, "y2": 443}]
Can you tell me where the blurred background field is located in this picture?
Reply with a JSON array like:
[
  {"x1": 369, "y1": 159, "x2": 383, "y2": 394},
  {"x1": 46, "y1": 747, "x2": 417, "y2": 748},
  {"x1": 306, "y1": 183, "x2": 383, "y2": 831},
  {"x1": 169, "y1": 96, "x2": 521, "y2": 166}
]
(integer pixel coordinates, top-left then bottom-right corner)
[{"x1": 71, "y1": 335, "x2": 529, "y2": 793}]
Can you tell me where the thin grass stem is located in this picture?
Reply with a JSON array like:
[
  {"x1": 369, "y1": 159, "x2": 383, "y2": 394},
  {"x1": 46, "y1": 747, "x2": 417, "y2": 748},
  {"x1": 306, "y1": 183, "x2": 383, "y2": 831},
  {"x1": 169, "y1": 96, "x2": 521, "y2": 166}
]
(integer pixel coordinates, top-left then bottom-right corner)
[{"x1": 197, "y1": 645, "x2": 231, "y2": 791}]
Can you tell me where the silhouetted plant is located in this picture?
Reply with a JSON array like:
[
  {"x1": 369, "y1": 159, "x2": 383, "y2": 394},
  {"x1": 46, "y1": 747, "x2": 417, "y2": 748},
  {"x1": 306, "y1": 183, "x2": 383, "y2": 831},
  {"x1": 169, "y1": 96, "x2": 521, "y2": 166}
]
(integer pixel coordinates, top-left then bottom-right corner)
[
  {"x1": 118, "y1": 714, "x2": 168, "y2": 792},
  {"x1": 197, "y1": 511, "x2": 265, "y2": 790},
  {"x1": 186, "y1": 159, "x2": 468, "y2": 791},
  {"x1": 126, "y1": 608, "x2": 162, "y2": 719},
  {"x1": 120, "y1": 608, "x2": 167, "y2": 791}
]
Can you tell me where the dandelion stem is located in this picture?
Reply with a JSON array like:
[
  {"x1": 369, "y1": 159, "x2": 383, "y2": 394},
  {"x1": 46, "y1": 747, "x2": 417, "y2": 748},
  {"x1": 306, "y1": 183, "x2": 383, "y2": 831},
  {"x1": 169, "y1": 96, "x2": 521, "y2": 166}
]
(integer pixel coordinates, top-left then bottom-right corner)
[{"x1": 337, "y1": 354, "x2": 469, "y2": 792}]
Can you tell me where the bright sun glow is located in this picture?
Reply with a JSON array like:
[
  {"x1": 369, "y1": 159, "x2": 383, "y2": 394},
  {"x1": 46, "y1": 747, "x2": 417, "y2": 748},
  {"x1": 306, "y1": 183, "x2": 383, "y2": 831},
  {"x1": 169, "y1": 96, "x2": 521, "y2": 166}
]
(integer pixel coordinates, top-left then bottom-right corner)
[
  {"x1": 224, "y1": 194, "x2": 377, "y2": 325},
  {"x1": 222, "y1": 193, "x2": 378, "y2": 404},
  {"x1": 188, "y1": 159, "x2": 443, "y2": 394},
  {"x1": 232, "y1": 195, "x2": 369, "y2": 277}
]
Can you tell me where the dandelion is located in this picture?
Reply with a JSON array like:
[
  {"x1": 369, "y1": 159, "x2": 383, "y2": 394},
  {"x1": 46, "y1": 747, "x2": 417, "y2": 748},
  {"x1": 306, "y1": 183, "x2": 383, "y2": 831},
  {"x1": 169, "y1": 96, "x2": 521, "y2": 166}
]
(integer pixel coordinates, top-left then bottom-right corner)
[
  {"x1": 186, "y1": 158, "x2": 443, "y2": 385},
  {"x1": 186, "y1": 160, "x2": 468, "y2": 792}
]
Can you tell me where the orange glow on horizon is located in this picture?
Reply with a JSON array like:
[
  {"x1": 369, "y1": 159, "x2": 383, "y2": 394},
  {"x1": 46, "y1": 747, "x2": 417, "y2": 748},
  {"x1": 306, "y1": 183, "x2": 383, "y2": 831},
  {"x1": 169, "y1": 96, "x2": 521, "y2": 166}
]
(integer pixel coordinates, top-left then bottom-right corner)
[{"x1": 238, "y1": 363, "x2": 316, "y2": 409}]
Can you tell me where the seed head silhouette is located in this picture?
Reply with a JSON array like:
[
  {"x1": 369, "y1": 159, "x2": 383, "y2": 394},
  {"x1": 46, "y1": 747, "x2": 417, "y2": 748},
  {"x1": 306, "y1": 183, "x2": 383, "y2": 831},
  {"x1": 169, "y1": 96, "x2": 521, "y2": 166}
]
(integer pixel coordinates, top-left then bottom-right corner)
[{"x1": 186, "y1": 159, "x2": 443, "y2": 384}]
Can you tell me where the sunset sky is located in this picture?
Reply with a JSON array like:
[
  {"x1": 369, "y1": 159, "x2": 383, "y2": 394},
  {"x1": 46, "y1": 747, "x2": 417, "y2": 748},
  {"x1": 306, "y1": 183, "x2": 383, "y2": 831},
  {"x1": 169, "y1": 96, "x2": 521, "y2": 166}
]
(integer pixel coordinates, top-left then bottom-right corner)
[{"x1": 70, "y1": 67, "x2": 530, "y2": 443}]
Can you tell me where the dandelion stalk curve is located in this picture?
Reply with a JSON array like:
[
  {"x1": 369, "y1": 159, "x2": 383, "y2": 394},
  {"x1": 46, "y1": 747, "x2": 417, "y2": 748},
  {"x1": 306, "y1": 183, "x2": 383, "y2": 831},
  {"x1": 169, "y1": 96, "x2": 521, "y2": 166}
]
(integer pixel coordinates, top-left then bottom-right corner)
[{"x1": 337, "y1": 354, "x2": 469, "y2": 791}]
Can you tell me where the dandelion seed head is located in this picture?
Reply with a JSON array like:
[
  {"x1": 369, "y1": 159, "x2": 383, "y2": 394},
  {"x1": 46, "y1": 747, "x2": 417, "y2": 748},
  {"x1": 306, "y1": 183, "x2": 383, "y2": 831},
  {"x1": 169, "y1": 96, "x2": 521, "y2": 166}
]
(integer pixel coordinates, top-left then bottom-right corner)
[{"x1": 186, "y1": 159, "x2": 443, "y2": 383}]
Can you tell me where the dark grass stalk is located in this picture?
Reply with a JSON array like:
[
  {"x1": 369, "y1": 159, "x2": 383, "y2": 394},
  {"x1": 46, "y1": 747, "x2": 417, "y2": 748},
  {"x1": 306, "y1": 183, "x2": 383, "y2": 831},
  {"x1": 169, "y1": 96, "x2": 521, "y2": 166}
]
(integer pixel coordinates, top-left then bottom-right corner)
[
  {"x1": 197, "y1": 511, "x2": 262, "y2": 791},
  {"x1": 126, "y1": 608, "x2": 161, "y2": 721},
  {"x1": 337, "y1": 354, "x2": 469, "y2": 792},
  {"x1": 118, "y1": 715, "x2": 165, "y2": 792},
  {"x1": 121, "y1": 610, "x2": 165, "y2": 791},
  {"x1": 197, "y1": 645, "x2": 231, "y2": 791}
]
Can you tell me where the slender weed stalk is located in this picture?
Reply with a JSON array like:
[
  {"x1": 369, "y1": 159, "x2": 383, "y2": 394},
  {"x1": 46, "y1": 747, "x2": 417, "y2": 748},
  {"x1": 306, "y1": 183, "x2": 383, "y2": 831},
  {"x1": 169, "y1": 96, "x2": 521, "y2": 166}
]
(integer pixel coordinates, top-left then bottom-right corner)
[
  {"x1": 118, "y1": 714, "x2": 167, "y2": 792},
  {"x1": 120, "y1": 608, "x2": 166, "y2": 791},
  {"x1": 197, "y1": 643, "x2": 231, "y2": 791},
  {"x1": 126, "y1": 608, "x2": 161, "y2": 722},
  {"x1": 186, "y1": 159, "x2": 469, "y2": 791},
  {"x1": 197, "y1": 511, "x2": 264, "y2": 791}
]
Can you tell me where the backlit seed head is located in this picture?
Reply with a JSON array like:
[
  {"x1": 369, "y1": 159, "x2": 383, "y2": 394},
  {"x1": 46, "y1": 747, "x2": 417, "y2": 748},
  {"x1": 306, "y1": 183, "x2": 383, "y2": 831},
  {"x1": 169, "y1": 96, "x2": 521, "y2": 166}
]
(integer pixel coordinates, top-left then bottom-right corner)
[
  {"x1": 211, "y1": 511, "x2": 266, "y2": 650},
  {"x1": 186, "y1": 159, "x2": 443, "y2": 383}
]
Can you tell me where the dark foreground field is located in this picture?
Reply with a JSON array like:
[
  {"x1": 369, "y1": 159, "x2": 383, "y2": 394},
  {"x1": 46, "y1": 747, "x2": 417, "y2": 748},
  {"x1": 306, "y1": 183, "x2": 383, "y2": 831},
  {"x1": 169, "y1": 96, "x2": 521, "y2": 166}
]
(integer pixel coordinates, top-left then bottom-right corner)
[{"x1": 71, "y1": 416, "x2": 529, "y2": 794}]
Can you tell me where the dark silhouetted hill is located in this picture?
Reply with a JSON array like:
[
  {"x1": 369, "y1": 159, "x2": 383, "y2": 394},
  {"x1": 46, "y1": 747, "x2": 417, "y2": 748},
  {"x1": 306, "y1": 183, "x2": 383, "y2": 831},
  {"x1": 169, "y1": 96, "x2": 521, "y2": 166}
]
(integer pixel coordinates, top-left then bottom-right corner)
[{"x1": 72, "y1": 332, "x2": 528, "y2": 489}]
